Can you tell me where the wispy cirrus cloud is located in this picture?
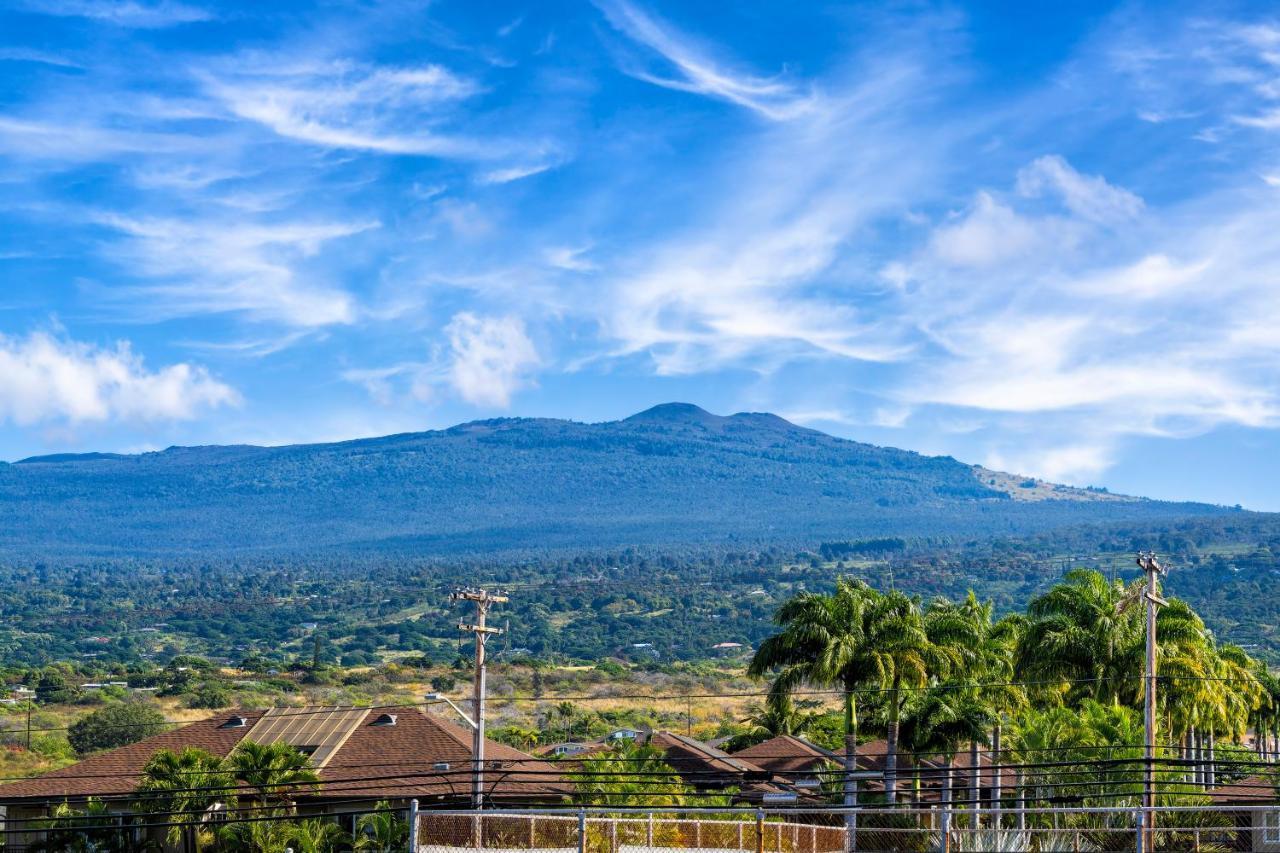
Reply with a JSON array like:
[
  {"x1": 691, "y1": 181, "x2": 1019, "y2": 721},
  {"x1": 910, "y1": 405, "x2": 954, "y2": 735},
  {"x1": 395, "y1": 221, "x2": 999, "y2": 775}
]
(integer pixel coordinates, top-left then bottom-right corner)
[
  {"x1": 95, "y1": 215, "x2": 377, "y2": 327},
  {"x1": 19, "y1": 0, "x2": 213, "y2": 28},
  {"x1": 0, "y1": 331, "x2": 237, "y2": 426},
  {"x1": 199, "y1": 59, "x2": 497, "y2": 158},
  {"x1": 595, "y1": 0, "x2": 816, "y2": 120}
]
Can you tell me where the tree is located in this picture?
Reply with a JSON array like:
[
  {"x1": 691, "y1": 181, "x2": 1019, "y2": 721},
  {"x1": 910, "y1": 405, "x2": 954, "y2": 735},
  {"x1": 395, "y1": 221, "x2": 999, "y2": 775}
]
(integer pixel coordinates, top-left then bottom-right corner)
[
  {"x1": 289, "y1": 817, "x2": 351, "y2": 853},
  {"x1": 225, "y1": 740, "x2": 320, "y2": 811},
  {"x1": 750, "y1": 577, "x2": 879, "y2": 817},
  {"x1": 30, "y1": 798, "x2": 131, "y2": 853},
  {"x1": 34, "y1": 668, "x2": 77, "y2": 705},
  {"x1": 926, "y1": 592, "x2": 1026, "y2": 819},
  {"x1": 574, "y1": 742, "x2": 700, "y2": 807},
  {"x1": 741, "y1": 685, "x2": 820, "y2": 742},
  {"x1": 353, "y1": 801, "x2": 409, "y2": 851},
  {"x1": 863, "y1": 589, "x2": 957, "y2": 804},
  {"x1": 67, "y1": 701, "x2": 167, "y2": 756},
  {"x1": 898, "y1": 687, "x2": 992, "y2": 837},
  {"x1": 136, "y1": 746, "x2": 227, "y2": 852}
]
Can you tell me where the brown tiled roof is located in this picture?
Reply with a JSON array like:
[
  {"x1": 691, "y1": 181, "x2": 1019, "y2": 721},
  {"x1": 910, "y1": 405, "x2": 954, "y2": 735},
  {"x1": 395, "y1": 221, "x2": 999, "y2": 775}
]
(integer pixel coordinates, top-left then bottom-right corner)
[
  {"x1": 641, "y1": 731, "x2": 790, "y2": 803},
  {"x1": 731, "y1": 735, "x2": 838, "y2": 776},
  {"x1": 0, "y1": 710, "x2": 265, "y2": 802},
  {"x1": 317, "y1": 707, "x2": 568, "y2": 804},
  {"x1": 1210, "y1": 775, "x2": 1279, "y2": 804},
  {"x1": 0, "y1": 707, "x2": 569, "y2": 806}
]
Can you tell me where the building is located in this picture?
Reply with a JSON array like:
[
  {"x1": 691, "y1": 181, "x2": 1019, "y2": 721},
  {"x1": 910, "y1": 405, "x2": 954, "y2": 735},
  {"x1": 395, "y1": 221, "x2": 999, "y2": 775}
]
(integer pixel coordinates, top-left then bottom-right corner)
[
  {"x1": 1210, "y1": 775, "x2": 1280, "y2": 851},
  {"x1": 731, "y1": 734, "x2": 840, "y2": 785},
  {"x1": 0, "y1": 705, "x2": 569, "y2": 851},
  {"x1": 641, "y1": 731, "x2": 788, "y2": 803}
]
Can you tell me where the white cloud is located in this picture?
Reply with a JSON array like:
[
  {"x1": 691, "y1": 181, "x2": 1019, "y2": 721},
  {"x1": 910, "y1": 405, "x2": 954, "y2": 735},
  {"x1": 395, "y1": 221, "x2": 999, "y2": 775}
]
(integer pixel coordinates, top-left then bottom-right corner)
[
  {"x1": 445, "y1": 313, "x2": 540, "y2": 407},
  {"x1": 201, "y1": 60, "x2": 494, "y2": 158},
  {"x1": 477, "y1": 162, "x2": 556, "y2": 184},
  {"x1": 21, "y1": 0, "x2": 212, "y2": 28},
  {"x1": 1070, "y1": 253, "x2": 1212, "y2": 299},
  {"x1": 929, "y1": 192, "x2": 1048, "y2": 267},
  {"x1": 595, "y1": 0, "x2": 816, "y2": 121},
  {"x1": 544, "y1": 246, "x2": 598, "y2": 272},
  {"x1": 97, "y1": 215, "x2": 374, "y2": 327},
  {"x1": 0, "y1": 332, "x2": 237, "y2": 426},
  {"x1": 987, "y1": 442, "x2": 1115, "y2": 485},
  {"x1": 1015, "y1": 155, "x2": 1144, "y2": 223}
]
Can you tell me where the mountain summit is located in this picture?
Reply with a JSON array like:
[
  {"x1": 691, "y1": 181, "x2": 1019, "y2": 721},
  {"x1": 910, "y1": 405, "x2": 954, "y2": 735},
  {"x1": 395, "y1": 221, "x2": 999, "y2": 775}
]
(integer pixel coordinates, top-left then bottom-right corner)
[{"x1": 0, "y1": 404, "x2": 1224, "y2": 559}]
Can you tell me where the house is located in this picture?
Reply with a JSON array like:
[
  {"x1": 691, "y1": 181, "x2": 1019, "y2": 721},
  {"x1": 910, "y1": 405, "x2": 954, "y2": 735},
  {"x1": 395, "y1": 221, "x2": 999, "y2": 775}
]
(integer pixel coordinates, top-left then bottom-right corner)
[
  {"x1": 731, "y1": 734, "x2": 840, "y2": 785},
  {"x1": 606, "y1": 728, "x2": 643, "y2": 741},
  {"x1": 640, "y1": 731, "x2": 787, "y2": 803},
  {"x1": 0, "y1": 705, "x2": 569, "y2": 852},
  {"x1": 536, "y1": 741, "x2": 592, "y2": 757},
  {"x1": 1210, "y1": 775, "x2": 1280, "y2": 851}
]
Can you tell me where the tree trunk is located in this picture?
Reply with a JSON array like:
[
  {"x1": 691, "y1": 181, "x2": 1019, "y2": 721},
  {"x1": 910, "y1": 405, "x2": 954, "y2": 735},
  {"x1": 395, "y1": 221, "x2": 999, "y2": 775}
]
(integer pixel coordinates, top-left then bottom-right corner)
[
  {"x1": 1191, "y1": 726, "x2": 1201, "y2": 787},
  {"x1": 1014, "y1": 769, "x2": 1025, "y2": 832},
  {"x1": 1206, "y1": 729, "x2": 1216, "y2": 789},
  {"x1": 844, "y1": 690, "x2": 858, "y2": 847},
  {"x1": 939, "y1": 759, "x2": 953, "y2": 852},
  {"x1": 885, "y1": 681, "x2": 900, "y2": 805},
  {"x1": 969, "y1": 740, "x2": 980, "y2": 828},
  {"x1": 991, "y1": 722, "x2": 1002, "y2": 829}
]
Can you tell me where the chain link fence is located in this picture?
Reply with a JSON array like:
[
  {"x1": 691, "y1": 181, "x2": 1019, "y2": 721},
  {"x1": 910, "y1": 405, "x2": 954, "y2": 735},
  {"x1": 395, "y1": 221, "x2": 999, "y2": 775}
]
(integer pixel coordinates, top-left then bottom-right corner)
[{"x1": 413, "y1": 807, "x2": 1267, "y2": 853}]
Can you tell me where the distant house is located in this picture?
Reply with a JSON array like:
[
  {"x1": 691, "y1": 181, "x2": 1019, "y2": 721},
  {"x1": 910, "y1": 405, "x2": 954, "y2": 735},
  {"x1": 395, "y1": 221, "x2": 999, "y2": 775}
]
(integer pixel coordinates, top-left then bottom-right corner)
[
  {"x1": 1211, "y1": 775, "x2": 1280, "y2": 851},
  {"x1": 539, "y1": 742, "x2": 591, "y2": 757},
  {"x1": 607, "y1": 728, "x2": 643, "y2": 741},
  {"x1": 0, "y1": 705, "x2": 568, "y2": 852},
  {"x1": 732, "y1": 735, "x2": 840, "y2": 784},
  {"x1": 640, "y1": 731, "x2": 786, "y2": 803}
]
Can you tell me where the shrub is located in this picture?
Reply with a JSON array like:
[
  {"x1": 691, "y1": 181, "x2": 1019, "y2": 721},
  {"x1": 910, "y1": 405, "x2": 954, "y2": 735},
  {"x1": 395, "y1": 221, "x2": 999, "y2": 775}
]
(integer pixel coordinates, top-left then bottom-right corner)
[{"x1": 67, "y1": 702, "x2": 167, "y2": 756}]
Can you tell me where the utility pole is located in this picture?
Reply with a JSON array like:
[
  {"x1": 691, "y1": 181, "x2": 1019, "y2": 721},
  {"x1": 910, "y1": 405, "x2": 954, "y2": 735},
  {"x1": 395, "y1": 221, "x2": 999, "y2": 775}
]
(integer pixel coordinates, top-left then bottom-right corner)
[
  {"x1": 1136, "y1": 551, "x2": 1168, "y2": 853},
  {"x1": 451, "y1": 587, "x2": 508, "y2": 811}
]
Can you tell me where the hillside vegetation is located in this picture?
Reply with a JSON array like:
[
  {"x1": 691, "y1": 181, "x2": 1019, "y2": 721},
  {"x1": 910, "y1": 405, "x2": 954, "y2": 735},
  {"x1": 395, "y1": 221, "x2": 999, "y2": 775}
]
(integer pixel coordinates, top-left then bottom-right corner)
[{"x1": 0, "y1": 403, "x2": 1230, "y2": 559}]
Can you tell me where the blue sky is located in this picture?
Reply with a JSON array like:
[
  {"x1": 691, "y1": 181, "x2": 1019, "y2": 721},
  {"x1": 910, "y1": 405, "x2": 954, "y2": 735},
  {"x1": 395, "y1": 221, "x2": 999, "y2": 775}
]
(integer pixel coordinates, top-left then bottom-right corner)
[{"x1": 2, "y1": 0, "x2": 1279, "y2": 510}]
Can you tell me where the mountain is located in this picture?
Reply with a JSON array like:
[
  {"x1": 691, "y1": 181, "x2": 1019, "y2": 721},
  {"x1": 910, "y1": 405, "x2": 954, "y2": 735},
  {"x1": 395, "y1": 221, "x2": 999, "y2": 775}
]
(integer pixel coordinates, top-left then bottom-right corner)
[{"x1": 0, "y1": 403, "x2": 1231, "y2": 559}]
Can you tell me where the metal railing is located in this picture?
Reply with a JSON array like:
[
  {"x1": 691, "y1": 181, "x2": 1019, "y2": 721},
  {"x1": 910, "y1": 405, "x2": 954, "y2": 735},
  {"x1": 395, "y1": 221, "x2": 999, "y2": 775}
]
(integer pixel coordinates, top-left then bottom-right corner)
[{"x1": 412, "y1": 806, "x2": 1274, "y2": 853}]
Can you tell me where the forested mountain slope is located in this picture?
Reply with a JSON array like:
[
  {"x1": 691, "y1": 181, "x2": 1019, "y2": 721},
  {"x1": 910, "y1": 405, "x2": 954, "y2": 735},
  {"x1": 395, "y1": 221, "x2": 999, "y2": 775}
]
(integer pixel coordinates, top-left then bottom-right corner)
[{"x1": 0, "y1": 403, "x2": 1232, "y2": 559}]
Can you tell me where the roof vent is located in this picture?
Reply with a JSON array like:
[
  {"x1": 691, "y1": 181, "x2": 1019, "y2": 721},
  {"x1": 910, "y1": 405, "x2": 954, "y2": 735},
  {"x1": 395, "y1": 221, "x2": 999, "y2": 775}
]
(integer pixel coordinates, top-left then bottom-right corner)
[
  {"x1": 371, "y1": 713, "x2": 397, "y2": 727},
  {"x1": 220, "y1": 716, "x2": 248, "y2": 729},
  {"x1": 433, "y1": 762, "x2": 450, "y2": 771}
]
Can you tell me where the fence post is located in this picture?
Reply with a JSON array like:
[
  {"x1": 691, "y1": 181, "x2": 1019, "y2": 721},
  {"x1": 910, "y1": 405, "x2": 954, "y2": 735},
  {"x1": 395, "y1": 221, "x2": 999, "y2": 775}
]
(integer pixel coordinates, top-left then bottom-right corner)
[
  {"x1": 611, "y1": 818, "x2": 618, "y2": 853},
  {"x1": 756, "y1": 810, "x2": 765, "y2": 853},
  {"x1": 649, "y1": 813, "x2": 655, "y2": 849},
  {"x1": 407, "y1": 799, "x2": 419, "y2": 853},
  {"x1": 1134, "y1": 809, "x2": 1144, "y2": 853},
  {"x1": 578, "y1": 810, "x2": 587, "y2": 853},
  {"x1": 530, "y1": 816, "x2": 537, "y2": 849}
]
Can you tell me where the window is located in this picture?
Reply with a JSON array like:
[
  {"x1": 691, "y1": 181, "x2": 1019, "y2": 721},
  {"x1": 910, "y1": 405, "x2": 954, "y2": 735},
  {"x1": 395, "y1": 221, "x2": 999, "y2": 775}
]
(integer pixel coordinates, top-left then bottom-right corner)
[{"x1": 1262, "y1": 810, "x2": 1280, "y2": 844}]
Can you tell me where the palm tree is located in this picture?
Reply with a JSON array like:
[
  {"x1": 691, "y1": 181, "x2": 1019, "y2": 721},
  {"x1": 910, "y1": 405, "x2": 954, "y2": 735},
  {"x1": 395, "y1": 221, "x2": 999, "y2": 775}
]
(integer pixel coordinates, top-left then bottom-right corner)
[
  {"x1": 554, "y1": 701, "x2": 577, "y2": 742},
  {"x1": 213, "y1": 811, "x2": 297, "y2": 853},
  {"x1": 741, "y1": 682, "x2": 820, "y2": 741},
  {"x1": 225, "y1": 740, "x2": 320, "y2": 812},
  {"x1": 288, "y1": 817, "x2": 350, "y2": 853},
  {"x1": 927, "y1": 593, "x2": 1026, "y2": 823},
  {"x1": 1016, "y1": 570, "x2": 1142, "y2": 706},
  {"x1": 749, "y1": 577, "x2": 879, "y2": 816},
  {"x1": 30, "y1": 798, "x2": 131, "y2": 853},
  {"x1": 865, "y1": 589, "x2": 957, "y2": 804},
  {"x1": 135, "y1": 746, "x2": 227, "y2": 853},
  {"x1": 898, "y1": 688, "x2": 992, "y2": 842},
  {"x1": 353, "y1": 801, "x2": 409, "y2": 852}
]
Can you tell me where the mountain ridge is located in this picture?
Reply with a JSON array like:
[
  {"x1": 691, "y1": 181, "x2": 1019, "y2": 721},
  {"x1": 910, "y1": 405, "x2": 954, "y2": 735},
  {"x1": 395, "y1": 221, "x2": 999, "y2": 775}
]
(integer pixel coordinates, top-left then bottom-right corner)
[{"x1": 0, "y1": 403, "x2": 1231, "y2": 560}]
